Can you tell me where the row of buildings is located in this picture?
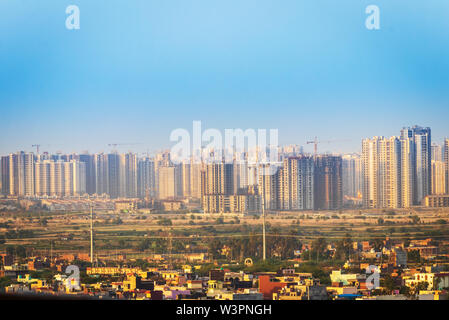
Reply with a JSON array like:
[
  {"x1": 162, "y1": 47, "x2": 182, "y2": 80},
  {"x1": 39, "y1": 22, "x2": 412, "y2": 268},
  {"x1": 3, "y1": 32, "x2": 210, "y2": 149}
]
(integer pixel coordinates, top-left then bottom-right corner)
[
  {"x1": 1, "y1": 125, "x2": 447, "y2": 210},
  {"x1": 194, "y1": 154, "x2": 342, "y2": 213},
  {"x1": 2, "y1": 236, "x2": 448, "y2": 300},
  {"x1": 0, "y1": 149, "x2": 343, "y2": 213},
  {"x1": 361, "y1": 126, "x2": 449, "y2": 208},
  {"x1": 0, "y1": 152, "x2": 153, "y2": 199}
]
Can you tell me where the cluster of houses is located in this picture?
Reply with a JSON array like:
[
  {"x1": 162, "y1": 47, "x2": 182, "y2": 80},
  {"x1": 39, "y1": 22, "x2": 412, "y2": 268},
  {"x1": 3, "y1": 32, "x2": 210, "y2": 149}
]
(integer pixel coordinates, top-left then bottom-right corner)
[{"x1": 1, "y1": 237, "x2": 448, "y2": 300}]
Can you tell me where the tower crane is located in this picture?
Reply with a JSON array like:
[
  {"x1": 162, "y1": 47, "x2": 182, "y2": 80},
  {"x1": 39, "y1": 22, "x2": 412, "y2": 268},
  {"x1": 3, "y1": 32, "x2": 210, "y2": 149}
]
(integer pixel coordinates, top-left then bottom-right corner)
[
  {"x1": 32, "y1": 144, "x2": 41, "y2": 154},
  {"x1": 108, "y1": 143, "x2": 143, "y2": 152},
  {"x1": 108, "y1": 143, "x2": 142, "y2": 148},
  {"x1": 306, "y1": 137, "x2": 350, "y2": 156}
]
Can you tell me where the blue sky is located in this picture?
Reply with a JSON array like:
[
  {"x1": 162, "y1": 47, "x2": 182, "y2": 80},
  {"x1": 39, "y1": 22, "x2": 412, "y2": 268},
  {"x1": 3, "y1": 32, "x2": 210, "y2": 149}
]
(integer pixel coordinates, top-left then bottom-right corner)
[{"x1": 1, "y1": 0, "x2": 448, "y2": 155}]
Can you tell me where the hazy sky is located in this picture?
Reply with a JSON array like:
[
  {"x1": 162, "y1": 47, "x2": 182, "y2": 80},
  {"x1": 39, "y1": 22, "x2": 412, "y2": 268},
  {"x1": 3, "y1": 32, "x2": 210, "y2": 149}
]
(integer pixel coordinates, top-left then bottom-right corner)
[{"x1": 1, "y1": 0, "x2": 448, "y2": 155}]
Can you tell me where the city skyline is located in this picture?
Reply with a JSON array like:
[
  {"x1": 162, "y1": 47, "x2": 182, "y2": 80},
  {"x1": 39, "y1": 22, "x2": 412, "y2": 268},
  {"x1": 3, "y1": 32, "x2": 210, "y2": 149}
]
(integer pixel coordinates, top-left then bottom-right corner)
[{"x1": 1, "y1": 125, "x2": 447, "y2": 213}]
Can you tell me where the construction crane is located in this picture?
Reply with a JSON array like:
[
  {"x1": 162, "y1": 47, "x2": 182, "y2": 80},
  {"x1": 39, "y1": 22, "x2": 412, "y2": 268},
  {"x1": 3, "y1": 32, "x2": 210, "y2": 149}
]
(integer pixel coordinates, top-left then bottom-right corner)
[
  {"x1": 306, "y1": 137, "x2": 350, "y2": 156},
  {"x1": 32, "y1": 144, "x2": 41, "y2": 154}
]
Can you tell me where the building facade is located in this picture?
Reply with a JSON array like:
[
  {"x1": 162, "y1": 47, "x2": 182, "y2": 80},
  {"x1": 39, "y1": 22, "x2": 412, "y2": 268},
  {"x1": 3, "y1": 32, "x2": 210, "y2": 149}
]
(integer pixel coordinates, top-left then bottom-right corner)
[{"x1": 313, "y1": 155, "x2": 342, "y2": 210}]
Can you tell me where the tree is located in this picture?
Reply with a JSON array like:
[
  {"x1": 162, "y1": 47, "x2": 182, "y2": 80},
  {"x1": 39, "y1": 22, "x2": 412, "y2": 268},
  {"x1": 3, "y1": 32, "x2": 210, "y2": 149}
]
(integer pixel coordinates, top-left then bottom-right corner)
[
  {"x1": 407, "y1": 250, "x2": 421, "y2": 263},
  {"x1": 400, "y1": 285, "x2": 411, "y2": 297},
  {"x1": 410, "y1": 215, "x2": 420, "y2": 225},
  {"x1": 157, "y1": 218, "x2": 172, "y2": 226},
  {"x1": 39, "y1": 218, "x2": 48, "y2": 226},
  {"x1": 6, "y1": 246, "x2": 14, "y2": 256},
  {"x1": 372, "y1": 239, "x2": 383, "y2": 252},
  {"x1": 381, "y1": 274, "x2": 397, "y2": 294},
  {"x1": 411, "y1": 281, "x2": 429, "y2": 297},
  {"x1": 269, "y1": 231, "x2": 301, "y2": 260},
  {"x1": 433, "y1": 277, "x2": 441, "y2": 290},
  {"x1": 0, "y1": 277, "x2": 12, "y2": 289},
  {"x1": 7, "y1": 245, "x2": 27, "y2": 258},
  {"x1": 117, "y1": 239, "x2": 126, "y2": 248},
  {"x1": 112, "y1": 217, "x2": 123, "y2": 225},
  {"x1": 216, "y1": 217, "x2": 224, "y2": 225},
  {"x1": 311, "y1": 237, "x2": 327, "y2": 262},
  {"x1": 173, "y1": 240, "x2": 185, "y2": 252},
  {"x1": 335, "y1": 233, "x2": 353, "y2": 261},
  {"x1": 137, "y1": 239, "x2": 151, "y2": 252},
  {"x1": 208, "y1": 239, "x2": 223, "y2": 259}
]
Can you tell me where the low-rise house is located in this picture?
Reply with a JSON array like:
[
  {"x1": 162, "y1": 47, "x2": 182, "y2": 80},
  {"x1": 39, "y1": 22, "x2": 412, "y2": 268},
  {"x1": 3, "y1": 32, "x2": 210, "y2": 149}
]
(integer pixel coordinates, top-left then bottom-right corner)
[
  {"x1": 405, "y1": 272, "x2": 449, "y2": 290},
  {"x1": 273, "y1": 279, "x2": 327, "y2": 300}
]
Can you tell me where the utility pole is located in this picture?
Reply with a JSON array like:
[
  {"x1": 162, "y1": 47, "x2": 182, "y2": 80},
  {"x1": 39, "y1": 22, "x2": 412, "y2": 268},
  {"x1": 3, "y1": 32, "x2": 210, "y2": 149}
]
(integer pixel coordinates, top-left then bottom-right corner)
[
  {"x1": 167, "y1": 229, "x2": 173, "y2": 269},
  {"x1": 90, "y1": 205, "x2": 94, "y2": 266},
  {"x1": 262, "y1": 191, "x2": 266, "y2": 261}
]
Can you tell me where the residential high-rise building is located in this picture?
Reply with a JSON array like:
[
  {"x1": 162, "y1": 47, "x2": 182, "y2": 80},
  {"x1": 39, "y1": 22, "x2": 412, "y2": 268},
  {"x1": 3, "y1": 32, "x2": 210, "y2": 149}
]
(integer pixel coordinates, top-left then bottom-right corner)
[
  {"x1": 258, "y1": 164, "x2": 280, "y2": 211},
  {"x1": 233, "y1": 161, "x2": 249, "y2": 193},
  {"x1": 35, "y1": 160, "x2": 50, "y2": 196},
  {"x1": 119, "y1": 153, "x2": 137, "y2": 198},
  {"x1": 247, "y1": 164, "x2": 259, "y2": 186},
  {"x1": 278, "y1": 156, "x2": 314, "y2": 210},
  {"x1": 401, "y1": 126, "x2": 432, "y2": 203},
  {"x1": 445, "y1": 138, "x2": 449, "y2": 194},
  {"x1": 202, "y1": 163, "x2": 234, "y2": 196},
  {"x1": 64, "y1": 161, "x2": 74, "y2": 195},
  {"x1": 107, "y1": 153, "x2": 120, "y2": 198},
  {"x1": 177, "y1": 159, "x2": 203, "y2": 199},
  {"x1": 430, "y1": 143, "x2": 446, "y2": 194},
  {"x1": 158, "y1": 165, "x2": 177, "y2": 199},
  {"x1": 201, "y1": 163, "x2": 234, "y2": 213},
  {"x1": 181, "y1": 161, "x2": 191, "y2": 198},
  {"x1": 414, "y1": 127, "x2": 432, "y2": 202},
  {"x1": 279, "y1": 145, "x2": 304, "y2": 159},
  {"x1": 231, "y1": 152, "x2": 248, "y2": 187},
  {"x1": 400, "y1": 137, "x2": 415, "y2": 208},
  {"x1": 200, "y1": 161, "x2": 259, "y2": 214},
  {"x1": 342, "y1": 154, "x2": 362, "y2": 201},
  {"x1": 431, "y1": 160, "x2": 446, "y2": 195},
  {"x1": 153, "y1": 151, "x2": 172, "y2": 197},
  {"x1": 94, "y1": 154, "x2": 109, "y2": 196},
  {"x1": 137, "y1": 157, "x2": 155, "y2": 198},
  {"x1": 190, "y1": 162, "x2": 202, "y2": 199},
  {"x1": 362, "y1": 126, "x2": 433, "y2": 209},
  {"x1": 0, "y1": 156, "x2": 9, "y2": 195},
  {"x1": 8, "y1": 152, "x2": 35, "y2": 197},
  {"x1": 49, "y1": 161, "x2": 64, "y2": 196},
  {"x1": 72, "y1": 160, "x2": 86, "y2": 195},
  {"x1": 35, "y1": 160, "x2": 86, "y2": 197},
  {"x1": 314, "y1": 155, "x2": 342, "y2": 210},
  {"x1": 362, "y1": 136, "x2": 401, "y2": 208},
  {"x1": 431, "y1": 143, "x2": 443, "y2": 162},
  {"x1": 79, "y1": 154, "x2": 96, "y2": 195}
]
